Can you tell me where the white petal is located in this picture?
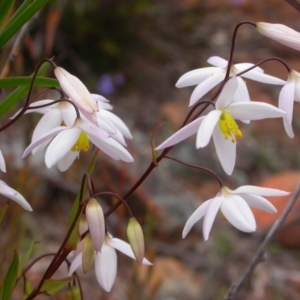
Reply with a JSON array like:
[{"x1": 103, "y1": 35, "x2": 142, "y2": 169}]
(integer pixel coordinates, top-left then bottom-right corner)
[
  {"x1": 110, "y1": 129, "x2": 127, "y2": 146},
  {"x1": 233, "y1": 185, "x2": 289, "y2": 196},
  {"x1": 221, "y1": 196, "x2": 255, "y2": 232},
  {"x1": 0, "y1": 151, "x2": 6, "y2": 172},
  {"x1": 242, "y1": 194, "x2": 277, "y2": 213},
  {"x1": 92, "y1": 94, "x2": 113, "y2": 110},
  {"x1": 0, "y1": 180, "x2": 32, "y2": 211},
  {"x1": 57, "y1": 151, "x2": 79, "y2": 172},
  {"x1": 155, "y1": 117, "x2": 203, "y2": 150},
  {"x1": 241, "y1": 70, "x2": 285, "y2": 85},
  {"x1": 227, "y1": 102, "x2": 285, "y2": 120},
  {"x1": 279, "y1": 75, "x2": 295, "y2": 124},
  {"x1": 54, "y1": 67, "x2": 98, "y2": 113},
  {"x1": 68, "y1": 251, "x2": 83, "y2": 276},
  {"x1": 95, "y1": 116, "x2": 117, "y2": 135},
  {"x1": 283, "y1": 119, "x2": 294, "y2": 138},
  {"x1": 45, "y1": 128, "x2": 81, "y2": 168},
  {"x1": 213, "y1": 128, "x2": 236, "y2": 175},
  {"x1": 89, "y1": 135, "x2": 134, "y2": 162},
  {"x1": 215, "y1": 76, "x2": 238, "y2": 109},
  {"x1": 233, "y1": 77, "x2": 251, "y2": 103},
  {"x1": 31, "y1": 108, "x2": 63, "y2": 154},
  {"x1": 32, "y1": 108, "x2": 62, "y2": 139},
  {"x1": 189, "y1": 72, "x2": 225, "y2": 106},
  {"x1": 182, "y1": 200, "x2": 210, "y2": 238},
  {"x1": 100, "y1": 110, "x2": 132, "y2": 139},
  {"x1": 207, "y1": 56, "x2": 228, "y2": 68},
  {"x1": 77, "y1": 119, "x2": 109, "y2": 139},
  {"x1": 203, "y1": 196, "x2": 224, "y2": 240},
  {"x1": 25, "y1": 100, "x2": 57, "y2": 115},
  {"x1": 22, "y1": 126, "x2": 67, "y2": 158},
  {"x1": 196, "y1": 111, "x2": 221, "y2": 148},
  {"x1": 108, "y1": 238, "x2": 152, "y2": 265},
  {"x1": 176, "y1": 67, "x2": 222, "y2": 88},
  {"x1": 61, "y1": 101, "x2": 77, "y2": 127},
  {"x1": 234, "y1": 63, "x2": 264, "y2": 73},
  {"x1": 95, "y1": 243, "x2": 117, "y2": 292},
  {"x1": 257, "y1": 22, "x2": 300, "y2": 51}
]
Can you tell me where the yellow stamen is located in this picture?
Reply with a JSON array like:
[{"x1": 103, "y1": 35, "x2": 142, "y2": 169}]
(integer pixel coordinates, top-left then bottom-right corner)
[
  {"x1": 218, "y1": 111, "x2": 242, "y2": 143},
  {"x1": 71, "y1": 132, "x2": 90, "y2": 152}
]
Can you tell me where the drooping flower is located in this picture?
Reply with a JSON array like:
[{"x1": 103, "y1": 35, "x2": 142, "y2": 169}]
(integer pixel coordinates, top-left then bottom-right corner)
[
  {"x1": 176, "y1": 56, "x2": 285, "y2": 106},
  {"x1": 256, "y1": 22, "x2": 300, "y2": 51},
  {"x1": 183, "y1": 185, "x2": 289, "y2": 240},
  {"x1": 0, "y1": 151, "x2": 32, "y2": 211},
  {"x1": 22, "y1": 118, "x2": 134, "y2": 171},
  {"x1": 54, "y1": 67, "x2": 99, "y2": 114},
  {"x1": 278, "y1": 70, "x2": 300, "y2": 138},
  {"x1": 156, "y1": 76, "x2": 285, "y2": 175},
  {"x1": 68, "y1": 234, "x2": 152, "y2": 292}
]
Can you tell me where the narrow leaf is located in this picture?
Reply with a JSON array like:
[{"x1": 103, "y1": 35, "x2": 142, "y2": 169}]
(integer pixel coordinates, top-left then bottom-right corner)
[
  {"x1": 0, "y1": 0, "x2": 14, "y2": 28},
  {"x1": 0, "y1": 77, "x2": 59, "y2": 88},
  {"x1": 1, "y1": 250, "x2": 19, "y2": 300},
  {"x1": 0, "y1": 61, "x2": 51, "y2": 117},
  {"x1": 18, "y1": 241, "x2": 39, "y2": 276},
  {"x1": 0, "y1": 0, "x2": 49, "y2": 49},
  {"x1": 41, "y1": 277, "x2": 74, "y2": 295}
]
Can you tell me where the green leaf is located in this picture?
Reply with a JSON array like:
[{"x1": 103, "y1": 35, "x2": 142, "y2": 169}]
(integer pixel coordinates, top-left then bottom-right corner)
[
  {"x1": 0, "y1": 0, "x2": 14, "y2": 28},
  {"x1": 0, "y1": 61, "x2": 51, "y2": 117},
  {"x1": 1, "y1": 250, "x2": 19, "y2": 300},
  {"x1": 0, "y1": 77, "x2": 59, "y2": 88},
  {"x1": 6, "y1": 0, "x2": 33, "y2": 25},
  {"x1": 24, "y1": 280, "x2": 33, "y2": 296},
  {"x1": 18, "y1": 241, "x2": 39, "y2": 277},
  {"x1": 41, "y1": 277, "x2": 74, "y2": 295},
  {"x1": 0, "y1": 203, "x2": 8, "y2": 227},
  {"x1": 0, "y1": 0, "x2": 49, "y2": 49}
]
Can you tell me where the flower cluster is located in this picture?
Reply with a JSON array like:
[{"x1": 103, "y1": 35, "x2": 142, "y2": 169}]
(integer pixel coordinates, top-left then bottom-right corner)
[
  {"x1": 154, "y1": 21, "x2": 300, "y2": 240},
  {"x1": 22, "y1": 67, "x2": 134, "y2": 171}
]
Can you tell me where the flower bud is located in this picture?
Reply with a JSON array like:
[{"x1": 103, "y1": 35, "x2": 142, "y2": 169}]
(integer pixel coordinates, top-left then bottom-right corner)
[
  {"x1": 127, "y1": 217, "x2": 145, "y2": 265},
  {"x1": 86, "y1": 198, "x2": 105, "y2": 252},
  {"x1": 79, "y1": 215, "x2": 88, "y2": 236},
  {"x1": 66, "y1": 286, "x2": 81, "y2": 300},
  {"x1": 54, "y1": 67, "x2": 98, "y2": 114},
  {"x1": 256, "y1": 22, "x2": 300, "y2": 51},
  {"x1": 82, "y1": 234, "x2": 95, "y2": 274}
]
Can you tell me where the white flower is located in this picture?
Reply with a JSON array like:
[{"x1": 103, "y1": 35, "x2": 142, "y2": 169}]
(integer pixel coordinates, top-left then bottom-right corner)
[
  {"x1": 0, "y1": 151, "x2": 32, "y2": 211},
  {"x1": 183, "y1": 185, "x2": 289, "y2": 241},
  {"x1": 278, "y1": 70, "x2": 300, "y2": 138},
  {"x1": 156, "y1": 77, "x2": 285, "y2": 175},
  {"x1": 68, "y1": 234, "x2": 152, "y2": 292},
  {"x1": 22, "y1": 118, "x2": 134, "y2": 171},
  {"x1": 176, "y1": 56, "x2": 285, "y2": 106},
  {"x1": 256, "y1": 22, "x2": 300, "y2": 51},
  {"x1": 54, "y1": 67, "x2": 99, "y2": 114}
]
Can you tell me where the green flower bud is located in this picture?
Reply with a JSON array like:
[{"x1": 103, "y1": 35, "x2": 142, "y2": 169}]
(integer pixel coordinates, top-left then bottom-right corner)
[{"x1": 127, "y1": 217, "x2": 145, "y2": 265}]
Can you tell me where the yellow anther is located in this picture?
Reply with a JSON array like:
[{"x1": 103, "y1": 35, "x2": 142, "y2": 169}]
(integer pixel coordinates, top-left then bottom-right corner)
[
  {"x1": 71, "y1": 132, "x2": 90, "y2": 152},
  {"x1": 218, "y1": 111, "x2": 243, "y2": 143}
]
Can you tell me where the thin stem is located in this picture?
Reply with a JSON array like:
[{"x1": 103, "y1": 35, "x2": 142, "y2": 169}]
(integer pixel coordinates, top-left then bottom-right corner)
[
  {"x1": 164, "y1": 155, "x2": 223, "y2": 187},
  {"x1": 93, "y1": 191, "x2": 134, "y2": 217},
  {"x1": 0, "y1": 59, "x2": 56, "y2": 132},
  {"x1": 236, "y1": 57, "x2": 291, "y2": 77},
  {"x1": 18, "y1": 253, "x2": 56, "y2": 281},
  {"x1": 224, "y1": 182, "x2": 300, "y2": 300},
  {"x1": 25, "y1": 204, "x2": 84, "y2": 300},
  {"x1": 225, "y1": 21, "x2": 256, "y2": 81}
]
